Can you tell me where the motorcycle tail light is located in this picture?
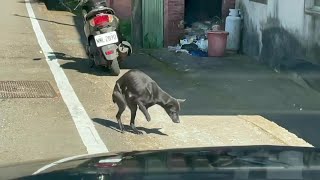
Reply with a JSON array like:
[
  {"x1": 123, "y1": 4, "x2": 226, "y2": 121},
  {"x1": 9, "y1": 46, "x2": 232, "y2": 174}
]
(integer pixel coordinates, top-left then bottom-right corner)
[
  {"x1": 93, "y1": 14, "x2": 113, "y2": 27},
  {"x1": 105, "y1": 50, "x2": 114, "y2": 55}
]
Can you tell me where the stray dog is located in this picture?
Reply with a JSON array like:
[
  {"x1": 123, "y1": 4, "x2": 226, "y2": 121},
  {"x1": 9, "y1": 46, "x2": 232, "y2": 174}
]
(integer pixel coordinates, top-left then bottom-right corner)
[{"x1": 112, "y1": 70, "x2": 186, "y2": 134}]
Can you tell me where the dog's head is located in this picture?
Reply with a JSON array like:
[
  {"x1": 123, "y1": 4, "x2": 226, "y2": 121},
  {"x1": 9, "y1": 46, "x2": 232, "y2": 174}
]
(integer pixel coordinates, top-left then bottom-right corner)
[{"x1": 164, "y1": 98, "x2": 186, "y2": 123}]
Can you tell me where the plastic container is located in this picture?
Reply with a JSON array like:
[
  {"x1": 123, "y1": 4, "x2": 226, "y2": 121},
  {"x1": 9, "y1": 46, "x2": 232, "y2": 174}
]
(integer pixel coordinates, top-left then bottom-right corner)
[
  {"x1": 207, "y1": 31, "x2": 229, "y2": 57},
  {"x1": 225, "y1": 9, "x2": 241, "y2": 51}
]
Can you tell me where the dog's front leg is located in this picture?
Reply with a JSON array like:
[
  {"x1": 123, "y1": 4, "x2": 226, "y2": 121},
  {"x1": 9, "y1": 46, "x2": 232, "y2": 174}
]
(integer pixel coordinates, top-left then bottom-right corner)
[{"x1": 137, "y1": 101, "x2": 151, "y2": 122}]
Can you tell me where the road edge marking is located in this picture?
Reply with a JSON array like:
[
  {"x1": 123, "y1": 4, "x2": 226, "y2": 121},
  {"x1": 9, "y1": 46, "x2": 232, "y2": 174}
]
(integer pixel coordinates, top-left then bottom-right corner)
[{"x1": 24, "y1": 0, "x2": 108, "y2": 154}]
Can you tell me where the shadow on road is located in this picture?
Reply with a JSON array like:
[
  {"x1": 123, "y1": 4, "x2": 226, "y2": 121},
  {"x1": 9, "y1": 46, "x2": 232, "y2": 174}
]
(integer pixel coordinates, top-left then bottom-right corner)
[
  {"x1": 18, "y1": 0, "x2": 43, "y2": 4},
  {"x1": 47, "y1": 52, "x2": 115, "y2": 76},
  {"x1": 19, "y1": 0, "x2": 74, "y2": 11},
  {"x1": 92, "y1": 118, "x2": 168, "y2": 136},
  {"x1": 13, "y1": 14, "x2": 75, "y2": 27}
]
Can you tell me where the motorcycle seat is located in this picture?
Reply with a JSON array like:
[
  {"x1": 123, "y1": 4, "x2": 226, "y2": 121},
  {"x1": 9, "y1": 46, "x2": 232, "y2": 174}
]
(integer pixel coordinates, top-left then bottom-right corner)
[{"x1": 85, "y1": 7, "x2": 115, "y2": 21}]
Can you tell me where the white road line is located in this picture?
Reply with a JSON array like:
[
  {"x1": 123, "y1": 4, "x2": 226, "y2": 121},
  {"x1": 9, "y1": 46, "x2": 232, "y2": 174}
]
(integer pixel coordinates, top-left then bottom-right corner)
[{"x1": 24, "y1": 0, "x2": 108, "y2": 154}]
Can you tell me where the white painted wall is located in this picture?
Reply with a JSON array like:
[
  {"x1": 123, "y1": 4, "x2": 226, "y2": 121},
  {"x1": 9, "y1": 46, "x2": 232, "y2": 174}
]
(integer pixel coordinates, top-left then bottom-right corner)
[
  {"x1": 271, "y1": 0, "x2": 312, "y2": 44},
  {"x1": 237, "y1": 0, "x2": 319, "y2": 63},
  {"x1": 236, "y1": 0, "x2": 268, "y2": 55},
  {"x1": 277, "y1": 0, "x2": 305, "y2": 31}
]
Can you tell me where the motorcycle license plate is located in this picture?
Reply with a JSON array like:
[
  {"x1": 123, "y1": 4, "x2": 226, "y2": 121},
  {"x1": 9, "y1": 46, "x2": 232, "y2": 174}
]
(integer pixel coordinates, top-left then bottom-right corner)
[{"x1": 94, "y1": 31, "x2": 119, "y2": 47}]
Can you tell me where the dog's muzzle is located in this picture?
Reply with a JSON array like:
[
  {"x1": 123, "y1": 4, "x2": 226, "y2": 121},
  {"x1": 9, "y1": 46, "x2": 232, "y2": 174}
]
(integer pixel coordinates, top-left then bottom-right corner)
[{"x1": 172, "y1": 117, "x2": 180, "y2": 123}]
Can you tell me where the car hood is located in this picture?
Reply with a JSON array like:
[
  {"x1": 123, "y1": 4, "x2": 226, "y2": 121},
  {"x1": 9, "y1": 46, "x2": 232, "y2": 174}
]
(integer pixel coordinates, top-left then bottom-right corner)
[{"x1": 1, "y1": 145, "x2": 319, "y2": 179}]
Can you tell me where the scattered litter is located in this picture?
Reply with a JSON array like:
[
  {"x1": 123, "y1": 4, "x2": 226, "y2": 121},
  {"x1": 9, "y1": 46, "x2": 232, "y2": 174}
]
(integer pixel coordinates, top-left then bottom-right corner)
[
  {"x1": 39, "y1": 51, "x2": 43, "y2": 54},
  {"x1": 168, "y1": 17, "x2": 224, "y2": 57},
  {"x1": 189, "y1": 50, "x2": 208, "y2": 57},
  {"x1": 300, "y1": 108, "x2": 303, "y2": 111},
  {"x1": 177, "y1": 49, "x2": 190, "y2": 54},
  {"x1": 180, "y1": 36, "x2": 196, "y2": 45},
  {"x1": 168, "y1": 45, "x2": 189, "y2": 54},
  {"x1": 196, "y1": 39, "x2": 208, "y2": 52},
  {"x1": 181, "y1": 43, "x2": 199, "y2": 52},
  {"x1": 168, "y1": 46, "x2": 180, "y2": 51}
]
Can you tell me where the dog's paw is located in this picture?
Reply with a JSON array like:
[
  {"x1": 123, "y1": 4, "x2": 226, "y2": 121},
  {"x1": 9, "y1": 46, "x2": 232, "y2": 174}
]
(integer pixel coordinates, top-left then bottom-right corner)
[{"x1": 136, "y1": 131, "x2": 143, "y2": 135}]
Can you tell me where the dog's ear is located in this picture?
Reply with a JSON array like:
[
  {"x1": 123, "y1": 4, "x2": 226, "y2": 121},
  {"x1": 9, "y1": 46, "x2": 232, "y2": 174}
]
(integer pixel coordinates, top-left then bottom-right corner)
[{"x1": 177, "y1": 99, "x2": 186, "y2": 104}]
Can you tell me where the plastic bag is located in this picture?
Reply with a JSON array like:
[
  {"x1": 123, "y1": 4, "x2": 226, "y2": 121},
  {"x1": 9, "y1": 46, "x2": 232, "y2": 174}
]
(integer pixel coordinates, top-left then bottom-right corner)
[{"x1": 196, "y1": 39, "x2": 208, "y2": 52}]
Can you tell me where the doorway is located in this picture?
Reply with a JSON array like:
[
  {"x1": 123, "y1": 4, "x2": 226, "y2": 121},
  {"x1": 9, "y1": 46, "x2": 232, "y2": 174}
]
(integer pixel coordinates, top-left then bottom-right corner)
[{"x1": 184, "y1": 0, "x2": 223, "y2": 27}]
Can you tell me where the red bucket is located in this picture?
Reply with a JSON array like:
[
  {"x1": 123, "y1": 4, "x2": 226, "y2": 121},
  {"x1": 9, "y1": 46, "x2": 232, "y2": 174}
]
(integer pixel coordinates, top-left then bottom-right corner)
[{"x1": 207, "y1": 31, "x2": 229, "y2": 57}]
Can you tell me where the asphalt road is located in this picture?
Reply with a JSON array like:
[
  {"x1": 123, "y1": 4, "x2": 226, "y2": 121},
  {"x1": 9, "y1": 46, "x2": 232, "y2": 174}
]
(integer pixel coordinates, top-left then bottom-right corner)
[
  {"x1": 0, "y1": 0, "x2": 317, "y2": 174},
  {"x1": 263, "y1": 113, "x2": 320, "y2": 147}
]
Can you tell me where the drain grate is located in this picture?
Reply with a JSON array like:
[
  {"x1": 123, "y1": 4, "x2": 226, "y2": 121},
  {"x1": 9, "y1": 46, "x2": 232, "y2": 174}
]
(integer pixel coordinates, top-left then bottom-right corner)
[{"x1": 0, "y1": 81, "x2": 57, "y2": 98}]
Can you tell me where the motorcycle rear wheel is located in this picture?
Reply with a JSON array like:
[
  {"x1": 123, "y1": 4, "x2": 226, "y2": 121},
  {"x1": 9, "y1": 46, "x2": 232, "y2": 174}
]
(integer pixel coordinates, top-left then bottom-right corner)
[{"x1": 110, "y1": 60, "x2": 120, "y2": 76}]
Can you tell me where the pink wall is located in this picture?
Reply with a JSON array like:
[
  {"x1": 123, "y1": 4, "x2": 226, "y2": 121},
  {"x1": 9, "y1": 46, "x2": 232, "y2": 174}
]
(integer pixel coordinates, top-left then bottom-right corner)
[{"x1": 109, "y1": 0, "x2": 132, "y2": 20}]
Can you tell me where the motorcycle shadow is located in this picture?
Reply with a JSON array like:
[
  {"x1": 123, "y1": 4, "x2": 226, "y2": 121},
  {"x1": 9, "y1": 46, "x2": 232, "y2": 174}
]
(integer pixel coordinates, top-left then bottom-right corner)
[{"x1": 48, "y1": 52, "x2": 114, "y2": 76}]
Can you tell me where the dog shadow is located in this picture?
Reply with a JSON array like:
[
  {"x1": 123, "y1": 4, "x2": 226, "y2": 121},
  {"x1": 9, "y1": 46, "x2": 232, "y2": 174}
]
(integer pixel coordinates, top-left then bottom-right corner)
[{"x1": 92, "y1": 118, "x2": 168, "y2": 136}]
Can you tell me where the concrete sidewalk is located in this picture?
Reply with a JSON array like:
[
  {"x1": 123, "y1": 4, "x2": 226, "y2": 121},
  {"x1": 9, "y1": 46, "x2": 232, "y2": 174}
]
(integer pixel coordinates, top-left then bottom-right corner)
[{"x1": 100, "y1": 104, "x2": 313, "y2": 153}]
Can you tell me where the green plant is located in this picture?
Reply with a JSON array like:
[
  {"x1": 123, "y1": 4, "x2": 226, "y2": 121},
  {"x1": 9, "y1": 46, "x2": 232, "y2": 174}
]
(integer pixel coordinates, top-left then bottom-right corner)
[
  {"x1": 212, "y1": 16, "x2": 224, "y2": 25},
  {"x1": 119, "y1": 20, "x2": 132, "y2": 42},
  {"x1": 143, "y1": 33, "x2": 158, "y2": 48}
]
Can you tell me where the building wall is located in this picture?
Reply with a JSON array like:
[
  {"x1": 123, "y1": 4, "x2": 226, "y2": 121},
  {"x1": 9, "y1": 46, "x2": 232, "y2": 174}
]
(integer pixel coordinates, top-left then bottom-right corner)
[
  {"x1": 236, "y1": 0, "x2": 268, "y2": 58},
  {"x1": 237, "y1": 0, "x2": 320, "y2": 66},
  {"x1": 222, "y1": 0, "x2": 236, "y2": 20},
  {"x1": 164, "y1": 0, "x2": 185, "y2": 46},
  {"x1": 108, "y1": 0, "x2": 236, "y2": 47},
  {"x1": 109, "y1": 0, "x2": 132, "y2": 20},
  {"x1": 164, "y1": 0, "x2": 235, "y2": 46}
]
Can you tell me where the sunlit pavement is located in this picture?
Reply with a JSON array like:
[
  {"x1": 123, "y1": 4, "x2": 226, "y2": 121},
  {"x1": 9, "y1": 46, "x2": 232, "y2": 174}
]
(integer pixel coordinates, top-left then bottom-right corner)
[{"x1": 0, "y1": 0, "x2": 314, "y2": 167}]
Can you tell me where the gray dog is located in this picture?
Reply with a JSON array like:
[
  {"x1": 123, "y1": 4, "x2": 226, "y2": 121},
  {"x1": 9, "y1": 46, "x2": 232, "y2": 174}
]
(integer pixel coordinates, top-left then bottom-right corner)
[{"x1": 112, "y1": 69, "x2": 186, "y2": 134}]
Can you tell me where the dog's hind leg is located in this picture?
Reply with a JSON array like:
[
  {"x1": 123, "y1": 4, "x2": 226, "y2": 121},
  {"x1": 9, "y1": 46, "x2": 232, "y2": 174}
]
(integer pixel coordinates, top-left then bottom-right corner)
[
  {"x1": 127, "y1": 101, "x2": 143, "y2": 135},
  {"x1": 137, "y1": 101, "x2": 151, "y2": 122},
  {"x1": 113, "y1": 91, "x2": 126, "y2": 133}
]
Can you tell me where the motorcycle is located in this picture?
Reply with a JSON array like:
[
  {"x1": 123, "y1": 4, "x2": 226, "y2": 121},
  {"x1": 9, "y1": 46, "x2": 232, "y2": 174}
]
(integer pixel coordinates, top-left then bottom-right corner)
[{"x1": 75, "y1": 0, "x2": 132, "y2": 76}]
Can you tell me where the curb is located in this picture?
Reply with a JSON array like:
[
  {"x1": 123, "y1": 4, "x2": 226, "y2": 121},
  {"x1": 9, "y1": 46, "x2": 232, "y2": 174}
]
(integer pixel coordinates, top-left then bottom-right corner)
[{"x1": 238, "y1": 115, "x2": 313, "y2": 147}]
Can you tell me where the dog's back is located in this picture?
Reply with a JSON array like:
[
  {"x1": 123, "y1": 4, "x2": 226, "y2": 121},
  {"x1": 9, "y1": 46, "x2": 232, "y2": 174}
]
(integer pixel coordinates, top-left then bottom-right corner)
[{"x1": 112, "y1": 70, "x2": 157, "y2": 103}]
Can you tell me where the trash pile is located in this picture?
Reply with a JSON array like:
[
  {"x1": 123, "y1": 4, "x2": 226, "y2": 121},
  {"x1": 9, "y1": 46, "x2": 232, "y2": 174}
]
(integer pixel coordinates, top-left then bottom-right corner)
[
  {"x1": 168, "y1": 17, "x2": 223, "y2": 57},
  {"x1": 168, "y1": 38, "x2": 208, "y2": 57}
]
